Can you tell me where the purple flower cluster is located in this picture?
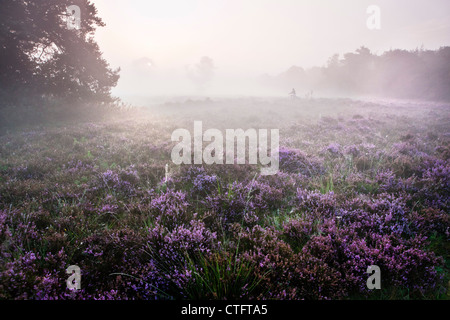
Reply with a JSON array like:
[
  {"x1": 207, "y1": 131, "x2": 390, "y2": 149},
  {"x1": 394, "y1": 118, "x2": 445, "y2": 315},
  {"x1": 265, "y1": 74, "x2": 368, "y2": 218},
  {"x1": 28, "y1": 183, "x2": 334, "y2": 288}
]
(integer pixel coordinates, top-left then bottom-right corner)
[
  {"x1": 278, "y1": 147, "x2": 324, "y2": 176},
  {"x1": 171, "y1": 166, "x2": 218, "y2": 197},
  {"x1": 203, "y1": 180, "x2": 284, "y2": 231},
  {"x1": 149, "y1": 189, "x2": 191, "y2": 231},
  {"x1": 0, "y1": 106, "x2": 448, "y2": 300},
  {"x1": 100, "y1": 166, "x2": 140, "y2": 197},
  {"x1": 322, "y1": 143, "x2": 342, "y2": 157}
]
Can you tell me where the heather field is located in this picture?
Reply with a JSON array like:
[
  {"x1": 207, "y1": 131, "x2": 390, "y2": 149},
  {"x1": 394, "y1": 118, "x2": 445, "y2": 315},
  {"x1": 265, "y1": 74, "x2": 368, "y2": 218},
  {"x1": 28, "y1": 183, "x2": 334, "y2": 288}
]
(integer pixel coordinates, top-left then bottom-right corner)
[{"x1": 0, "y1": 97, "x2": 449, "y2": 300}]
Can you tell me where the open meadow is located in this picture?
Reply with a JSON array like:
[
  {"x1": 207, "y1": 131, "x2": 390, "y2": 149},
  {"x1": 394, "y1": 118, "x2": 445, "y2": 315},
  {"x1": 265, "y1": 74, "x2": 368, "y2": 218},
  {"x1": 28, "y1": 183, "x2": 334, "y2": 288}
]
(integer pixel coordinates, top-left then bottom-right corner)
[{"x1": 0, "y1": 97, "x2": 449, "y2": 300}]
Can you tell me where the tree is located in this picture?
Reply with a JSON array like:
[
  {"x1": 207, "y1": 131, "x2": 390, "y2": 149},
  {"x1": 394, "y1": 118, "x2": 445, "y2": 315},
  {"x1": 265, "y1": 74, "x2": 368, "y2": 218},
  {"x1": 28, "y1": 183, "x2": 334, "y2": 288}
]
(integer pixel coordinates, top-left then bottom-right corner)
[
  {"x1": 0, "y1": 0, "x2": 120, "y2": 108},
  {"x1": 187, "y1": 56, "x2": 215, "y2": 91},
  {"x1": 339, "y1": 46, "x2": 376, "y2": 94}
]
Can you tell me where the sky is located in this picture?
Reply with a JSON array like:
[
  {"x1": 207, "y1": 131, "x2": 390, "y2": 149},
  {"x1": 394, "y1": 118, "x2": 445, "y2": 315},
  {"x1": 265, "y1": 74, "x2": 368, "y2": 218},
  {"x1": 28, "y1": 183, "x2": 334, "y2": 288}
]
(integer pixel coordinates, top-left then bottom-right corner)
[{"x1": 91, "y1": 0, "x2": 450, "y2": 97}]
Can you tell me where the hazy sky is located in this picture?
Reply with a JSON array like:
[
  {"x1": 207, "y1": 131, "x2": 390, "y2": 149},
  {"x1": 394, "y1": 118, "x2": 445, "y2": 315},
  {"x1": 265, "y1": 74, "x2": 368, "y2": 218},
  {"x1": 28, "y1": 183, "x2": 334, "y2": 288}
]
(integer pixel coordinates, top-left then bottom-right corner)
[{"x1": 91, "y1": 0, "x2": 450, "y2": 96}]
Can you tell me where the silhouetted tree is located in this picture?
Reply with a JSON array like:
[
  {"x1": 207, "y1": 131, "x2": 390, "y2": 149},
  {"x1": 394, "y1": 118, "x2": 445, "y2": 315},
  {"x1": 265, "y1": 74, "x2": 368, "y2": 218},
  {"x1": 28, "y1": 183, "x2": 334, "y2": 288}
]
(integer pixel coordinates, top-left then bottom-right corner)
[{"x1": 0, "y1": 0, "x2": 120, "y2": 109}]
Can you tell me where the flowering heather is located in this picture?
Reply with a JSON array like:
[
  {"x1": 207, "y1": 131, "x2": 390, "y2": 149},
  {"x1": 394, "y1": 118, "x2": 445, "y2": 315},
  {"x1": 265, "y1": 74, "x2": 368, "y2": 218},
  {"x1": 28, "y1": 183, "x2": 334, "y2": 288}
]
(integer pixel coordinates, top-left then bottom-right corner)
[
  {"x1": 0, "y1": 99, "x2": 448, "y2": 300},
  {"x1": 203, "y1": 180, "x2": 284, "y2": 231},
  {"x1": 100, "y1": 166, "x2": 140, "y2": 197}
]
